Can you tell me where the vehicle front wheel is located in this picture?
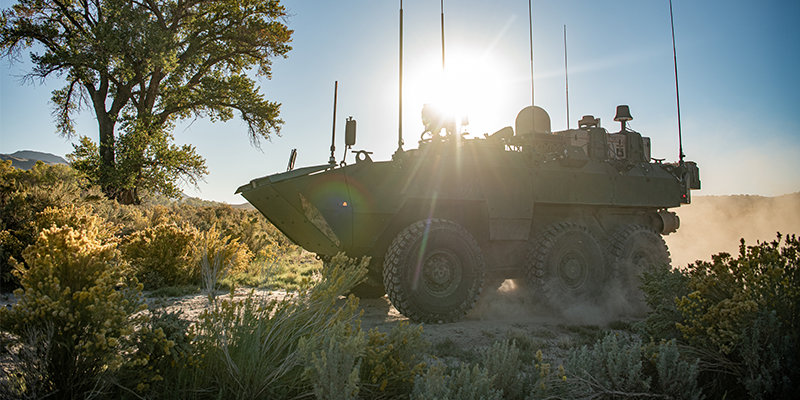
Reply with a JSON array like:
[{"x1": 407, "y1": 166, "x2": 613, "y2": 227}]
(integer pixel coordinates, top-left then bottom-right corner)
[{"x1": 383, "y1": 219, "x2": 485, "y2": 323}]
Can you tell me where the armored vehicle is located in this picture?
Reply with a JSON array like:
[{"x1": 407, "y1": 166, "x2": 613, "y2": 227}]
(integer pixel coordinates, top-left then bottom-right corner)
[{"x1": 237, "y1": 103, "x2": 701, "y2": 323}]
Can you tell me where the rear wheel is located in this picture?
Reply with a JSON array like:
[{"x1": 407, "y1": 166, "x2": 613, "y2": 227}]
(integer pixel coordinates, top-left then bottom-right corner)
[
  {"x1": 383, "y1": 219, "x2": 485, "y2": 323},
  {"x1": 524, "y1": 223, "x2": 606, "y2": 309},
  {"x1": 608, "y1": 224, "x2": 670, "y2": 311}
]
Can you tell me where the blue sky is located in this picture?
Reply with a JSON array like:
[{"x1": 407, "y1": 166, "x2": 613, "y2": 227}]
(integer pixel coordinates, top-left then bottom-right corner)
[{"x1": 1, "y1": 0, "x2": 799, "y2": 204}]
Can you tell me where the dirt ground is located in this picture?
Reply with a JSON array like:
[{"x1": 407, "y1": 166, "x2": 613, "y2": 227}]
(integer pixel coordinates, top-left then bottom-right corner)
[
  {"x1": 2, "y1": 279, "x2": 641, "y2": 364},
  {"x1": 144, "y1": 279, "x2": 641, "y2": 362}
]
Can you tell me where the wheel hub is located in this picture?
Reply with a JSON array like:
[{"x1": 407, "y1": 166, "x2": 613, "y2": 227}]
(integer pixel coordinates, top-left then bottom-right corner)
[
  {"x1": 422, "y1": 249, "x2": 461, "y2": 296},
  {"x1": 557, "y1": 251, "x2": 588, "y2": 290}
]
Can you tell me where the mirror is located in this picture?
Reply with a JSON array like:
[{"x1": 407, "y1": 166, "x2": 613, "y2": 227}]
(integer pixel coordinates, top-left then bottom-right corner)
[{"x1": 345, "y1": 117, "x2": 357, "y2": 146}]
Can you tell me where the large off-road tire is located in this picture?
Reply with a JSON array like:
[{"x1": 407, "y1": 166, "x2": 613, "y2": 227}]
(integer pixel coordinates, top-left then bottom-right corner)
[
  {"x1": 349, "y1": 258, "x2": 386, "y2": 298},
  {"x1": 524, "y1": 222, "x2": 606, "y2": 309},
  {"x1": 607, "y1": 224, "x2": 670, "y2": 309},
  {"x1": 383, "y1": 219, "x2": 485, "y2": 323}
]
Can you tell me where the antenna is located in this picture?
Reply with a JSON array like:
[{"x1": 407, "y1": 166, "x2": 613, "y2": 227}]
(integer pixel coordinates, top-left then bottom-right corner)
[
  {"x1": 441, "y1": 0, "x2": 446, "y2": 71},
  {"x1": 564, "y1": 25, "x2": 570, "y2": 130},
  {"x1": 527, "y1": 0, "x2": 535, "y2": 133},
  {"x1": 397, "y1": 1, "x2": 404, "y2": 152},
  {"x1": 669, "y1": 0, "x2": 685, "y2": 165},
  {"x1": 329, "y1": 81, "x2": 338, "y2": 165}
]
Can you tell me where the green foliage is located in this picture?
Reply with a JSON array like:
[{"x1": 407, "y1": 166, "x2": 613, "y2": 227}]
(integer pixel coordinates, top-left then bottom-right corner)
[
  {"x1": 113, "y1": 309, "x2": 199, "y2": 397},
  {"x1": 1, "y1": 0, "x2": 292, "y2": 203},
  {"x1": 192, "y1": 253, "x2": 367, "y2": 399},
  {"x1": 641, "y1": 233, "x2": 800, "y2": 399},
  {"x1": 300, "y1": 321, "x2": 365, "y2": 400},
  {"x1": 640, "y1": 260, "x2": 692, "y2": 341},
  {"x1": 360, "y1": 321, "x2": 430, "y2": 398},
  {"x1": 196, "y1": 224, "x2": 253, "y2": 299},
  {"x1": 0, "y1": 323, "x2": 55, "y2": 399},
  {"x1": 566, "y1": 333, "x2": 651, "y2": 395},
  {"x1": 676, "y1": 235, "x2": 799, "y2": 355},
  {"x1": 412, "y1": 362, "x2": 502, "y2": 400},
  {"x1": 737, "y1": 310, "x2": 798, "y2": 400},
  {"x1": 648, "y1": 339, "x2": 703, "y2": 400},
  {"x1": 70, "y1": 131, "x2": 207, "y2": 204},
  {"x1": 0, "y1": 224, "x2": 147, "y2": 399},
  {"x1": 505, "y1": 329, "x2": 544, "y2": 364},
  {"x1": 431, "y1": 337, "x2": 480, "y2": 365},
  {"x1": 0, "y1": 161, "x2": 88, "y2": 286},
  {"x1": 480, "y1": 339, "x2": 523, "y2": 399},
  {"x1": 121, "y1": 223, "x2": 199, "y2": 289}
]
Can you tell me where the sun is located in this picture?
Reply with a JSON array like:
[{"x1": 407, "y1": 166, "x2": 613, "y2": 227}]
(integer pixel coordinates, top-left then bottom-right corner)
[{"x1": 406, "y1": 46, "x2": 518, "y2": 139}]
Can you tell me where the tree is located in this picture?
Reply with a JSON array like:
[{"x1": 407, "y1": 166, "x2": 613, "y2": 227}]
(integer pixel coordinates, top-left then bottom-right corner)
[{"x1": 1, "y1": 0, "x2": 292, "y2": 204}]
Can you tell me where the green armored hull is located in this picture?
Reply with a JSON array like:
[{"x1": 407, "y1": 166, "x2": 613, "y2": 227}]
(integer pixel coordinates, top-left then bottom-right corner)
[{"x1": 237, "y1": 106, "x2": 700, "y2": 323}]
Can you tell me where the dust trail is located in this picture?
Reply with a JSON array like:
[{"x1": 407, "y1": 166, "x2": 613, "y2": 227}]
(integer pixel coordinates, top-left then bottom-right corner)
[
  {"x1": 468, "y1": 279, "x2": 553, "y2": 322},
  {"x1": 468, "y1": 279, "x2": 635, "y2": 326},
  {"x1": 665, "y1": 192, "x2": 800, "y2": 268},
  {"x1": 467, "y1": 193, "x2": 800, "y2": 325}
]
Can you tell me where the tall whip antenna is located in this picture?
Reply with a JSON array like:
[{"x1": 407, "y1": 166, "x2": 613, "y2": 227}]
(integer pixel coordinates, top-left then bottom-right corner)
[
  {"x1": 669, "y1": 0, "x2": 685, "y2": 165},
  {"x1": 564, "y1": 24, "x2": 570, "y2": 130},
  {"x1": 441, "y1": 0, "x2": 446, "y2": 71},
  {"x1": 398, "y1": 0, "x2": 404, "y2": 152},
  {"x1": 528, "y1": 0, "x2": 535, "y2": 133},
  {"x1": 329, "y1": 81, "x2": 339, "y2": 165}
]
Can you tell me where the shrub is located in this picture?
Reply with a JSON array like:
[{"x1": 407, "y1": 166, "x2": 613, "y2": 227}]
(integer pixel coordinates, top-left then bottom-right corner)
[
  {"x1": 192, "y1": 253, "x2": 368, "y2": 399},
  {"x1": 411, "y1": 361, "x2": 451, "y2": 400},
  {"x1": 412, "y1": 361, "x2": 502, "y2": 400},
  {"x1": 196, "y1": 224, "x2": 253, "y2": 286},
  {"x1": 504, "y1": 329, "x2": 543, "y2": 364},
  {"x1": 360, "y1": 321, "x2": 430, "y2": 398},
  {"x1": 300, "y1": 321, "x2": 365, "y2": 400},
  {"x1": 0, "y1": 161, "x2": 87, "y2": 287},
  {"x1": 0, "y1": 323, "x2": 55, "y2": 399},
  {"x1": 648, "y1": 339, "x2": 703, "y2": 400},
  {"x1": 676, "y1": 235, "x2": 799, "y2": 355},
  {"x1": 0, "y1": 225, "x2": 147, "y2": 399},
  {"x1": 112, "y1": 309, "x2": 200, "y2": 398},
  {"x1": 737, "y1": 310, "x2": 799, "y2": 400},
  {"x1": 640, "y1": 233, "x2": 800, "y2": 399},
  {"x1": 640, "y1": 261, "x2": 691, "y2": 341},
  {"x1": 481, "y1": 339, "x2": 523, "y2": 399},
  {"x1": 431, "y1": 337, "x2": 480, "y2": 365},
  {"x1": 565, "y1": 333, "x2": 650, "y2": 396},
  {"x1": 121, "y1": 222, "x2": 199, "y2": 289}
]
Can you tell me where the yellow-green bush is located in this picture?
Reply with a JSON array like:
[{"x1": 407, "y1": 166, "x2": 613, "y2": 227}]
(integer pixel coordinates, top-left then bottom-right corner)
[
  {"x1": 33, "y1": 204, "x2": 117, "y2": 242},
  {"x1": 676, "y1": 235, "x2": 799, "y2": 354},
  {"x1": 196, "y1": 224, "x2": 253, "y2": 279},
  {"x1": 0, "y1": 160, "x2": 88, "y2": 286},
  {"x1": 121, "y1": 222, "x2": 199, "y2": 288},
  {"x1": 641, "y1": 233, "x2": 800, "y2": 399},
  {"x1": 360, "y1": 321, "x2": 429, "y2": 397},
  {"x1": 0, "y1": 225, "x2": 147, "y2": 398},
  {"x1": 113, "y1": 309, "x2": 198, "y2": 397}
]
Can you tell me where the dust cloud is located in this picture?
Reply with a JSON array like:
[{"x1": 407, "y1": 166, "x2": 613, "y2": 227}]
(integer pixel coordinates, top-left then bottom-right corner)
[
  {"x1": 665, "y1": 192, "x2": 800, "y2": 268},
  {"x1": 469, "y1": 278, "x2": 645, "y2": 326},
  {"x1": 467, "y1": 193, "x2": 800, "y2": 325}
]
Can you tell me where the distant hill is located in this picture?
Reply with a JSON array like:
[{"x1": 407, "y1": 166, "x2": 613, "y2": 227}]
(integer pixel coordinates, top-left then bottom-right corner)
[
  {"x1": 231, "y1": 202, "x2": 255, "y2": 210},
  {"x1": 0, "y1": 150, "x2": 69, "y2": 170}
]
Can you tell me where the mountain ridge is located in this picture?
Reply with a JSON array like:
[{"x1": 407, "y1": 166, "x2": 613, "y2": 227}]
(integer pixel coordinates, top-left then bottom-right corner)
[{"x1": 0, "y1": 150, "x2": 69, "y2": 170}]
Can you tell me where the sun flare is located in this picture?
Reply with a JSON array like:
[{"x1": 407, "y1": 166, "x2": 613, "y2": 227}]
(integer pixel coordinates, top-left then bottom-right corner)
[{"x1": 406, "y1": 47, "x2": 518, "y2": 139}]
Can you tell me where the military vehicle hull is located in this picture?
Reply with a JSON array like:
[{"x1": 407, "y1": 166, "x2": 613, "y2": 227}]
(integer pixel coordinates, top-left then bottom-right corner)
[{"x1": 238, "y1": 113, "x2": 700, "y2": 323}]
